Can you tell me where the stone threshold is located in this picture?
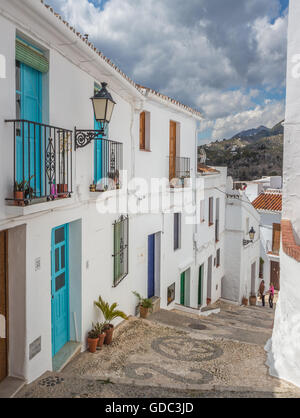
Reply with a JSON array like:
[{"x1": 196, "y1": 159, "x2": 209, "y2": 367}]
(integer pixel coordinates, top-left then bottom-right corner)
[
  {"x1": 52, "y1": 341, "x2": 82, "y2": 373},
  {"x1": 0, "y1": 376, "x2": 26, "y2": 398}
]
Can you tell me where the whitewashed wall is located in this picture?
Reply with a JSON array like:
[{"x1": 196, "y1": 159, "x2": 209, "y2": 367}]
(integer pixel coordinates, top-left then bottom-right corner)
[
  {"x1": 223, "y1": 185, "x2": 260, "y2": 303},
  {"x1": 267, "y1": 0, "x2": 300, "y2": 388},
  {"x1": 0, "y1": 1, "x2": 201, "y2": 383}
]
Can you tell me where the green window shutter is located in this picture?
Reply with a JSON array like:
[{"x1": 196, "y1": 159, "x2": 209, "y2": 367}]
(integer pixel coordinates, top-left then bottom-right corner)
[
  {"x1": 114, "y1": 221, "x2": 121, "y2": 285},
  {"x1": 113, "y1": 216, "x2": 129, "y2": 287},
  {"x1": 16, "y1": 40, "x2": 49, "y2": 73}
]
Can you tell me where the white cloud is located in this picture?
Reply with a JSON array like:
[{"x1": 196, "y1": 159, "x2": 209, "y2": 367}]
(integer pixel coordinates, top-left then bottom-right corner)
[
  {"x1": 210, "y1": 99, "x2": 285, "y2": 139},
  {"x1": 46, "y1": 0, "x2": 288, "y2": 137}
]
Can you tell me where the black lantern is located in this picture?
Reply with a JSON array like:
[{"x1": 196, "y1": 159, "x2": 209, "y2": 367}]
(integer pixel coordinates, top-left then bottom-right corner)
[
  {"x1": 249, "y1": 227, "x2": 256, "y2": 241},
  {"x1": 91, "y1": 82, "x2": 116, "y2": 124}
]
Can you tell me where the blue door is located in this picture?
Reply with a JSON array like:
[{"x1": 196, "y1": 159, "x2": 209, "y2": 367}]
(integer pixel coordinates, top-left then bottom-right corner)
[
  {"x1": 51, "y1": 224, "x2": 69, "y2": 357},
  {"x1": 148, "y1": 234, "x2": 155, "y2": 299},
  {"x1": 16, "y1": 61, "x2": 43, "y2": 194}
]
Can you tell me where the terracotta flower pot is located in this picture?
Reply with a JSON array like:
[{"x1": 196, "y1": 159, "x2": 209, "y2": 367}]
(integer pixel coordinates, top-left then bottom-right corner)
[
  {"x1": 206, "y1": 298, "x2": 211, "y2": 306},
  {"x1": 242, "y1": 297, "x2": 249, "y2": 306},
  {"x1": 97, "y1": 333, "x2": 106, "y2": 348},
  {"x1": 57, "y1": 184, "x2": 68, "y2": 198},
  {"x1": 140, "y1": 305, "x2": 150, "y2": 319},
  {"x1": 14, "y1": 191, "x2": 25, "y2": 206},
  {"x1": 104, "y1": 325, "x2": 114, "y2": 345},
  {"x1": 88, "y1": 338, "x2": 99, "y2": 353},
  {"x1": 249, "y1": 295, "x2": 257, "y2": 306}
]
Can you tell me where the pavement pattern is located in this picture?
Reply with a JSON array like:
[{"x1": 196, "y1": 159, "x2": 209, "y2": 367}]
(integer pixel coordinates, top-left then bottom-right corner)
[{"x1": 16, "y1": 301, "x2": 300, "y2": 398}]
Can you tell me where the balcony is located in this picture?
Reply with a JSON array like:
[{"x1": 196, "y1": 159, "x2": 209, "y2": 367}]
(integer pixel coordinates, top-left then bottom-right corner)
[
  {"x1": 5, "y1": 120, "x2": 73, "y2": 206},
  {"x1": 169, "y1": 156, "x2": 191, "y2": 187},
  {"x1": 90, "y1": 138, "x2": 123, "y2": 192}
]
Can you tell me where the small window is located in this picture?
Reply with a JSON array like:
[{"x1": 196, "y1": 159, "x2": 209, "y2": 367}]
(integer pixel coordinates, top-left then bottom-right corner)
[
  {"x1": 209, "y1": 197, "x2": 214, "y2": 226},
  {"x1": 216, "y1": 249, "x2": 221, "y2": 268},
  {"x1": 139, "y1": 111, "x2": 150, "y2": 151},
  {"x1": 113, "y1": 216, "x2": 129, "y2": 287},
  {"x1": 174, "y1": 213, "x2": 181, "y2": 251}
]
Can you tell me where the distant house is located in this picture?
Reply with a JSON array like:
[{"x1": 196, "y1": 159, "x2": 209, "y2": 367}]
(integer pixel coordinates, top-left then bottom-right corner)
[
  {"x1": 222, "y1": 178, "x2": 261, "y2": 304},
  {"x1": 252, "y1": 191, "x2": 282, "y2": 291}
]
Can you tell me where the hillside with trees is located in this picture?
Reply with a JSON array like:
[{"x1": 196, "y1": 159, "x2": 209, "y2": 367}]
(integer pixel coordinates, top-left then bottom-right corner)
[{"x1": 200, "y1": 121, "x2": 284, "y2": 181}]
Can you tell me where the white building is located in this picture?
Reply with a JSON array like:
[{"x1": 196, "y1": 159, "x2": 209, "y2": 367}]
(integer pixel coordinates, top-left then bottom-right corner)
[
  {"x1": 194, "y1": 164, "x2": 227, "y2": 308},
  {"x1": 0, "y1": 0, "x2": 222, "y2": 385},
  {"x1": 266, "y1": 0, "x2": 300, "y2": 388},
  {"x1": 222, "y1": 178, "x2": 261, "y2": 304},
  {"x1": 0, "y1": 0, "x2": 263, "y2": 388},
  {"x1": 252, "y1": 191, "x2": 282, "y2": 290}
]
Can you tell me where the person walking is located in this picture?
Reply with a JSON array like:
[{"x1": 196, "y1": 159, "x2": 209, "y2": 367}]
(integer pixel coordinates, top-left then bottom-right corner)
[
  {"x1": 259, "y1": 280, "x2": 266, "y2": 307},
  {"x1": 269, "y1": 284, "x2": 275, "y2": 309}
]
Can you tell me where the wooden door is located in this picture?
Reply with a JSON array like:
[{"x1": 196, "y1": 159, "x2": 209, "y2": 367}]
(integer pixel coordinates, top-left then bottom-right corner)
[
  {"x1": 140, "y1": 112, "x2": 146, "y2": 150},
  {"x1": 0, "y1": 231, "x2": 8, "y2": 382},
  {"x1": 270, "y1": 261, "x2": 280, "y2": 291},
  {"x1": 169, "y1": 121, "x2": 177, "y2": 181},
  {"x1": 272, "y1": 223, "x2": 281, "y2": 255}
]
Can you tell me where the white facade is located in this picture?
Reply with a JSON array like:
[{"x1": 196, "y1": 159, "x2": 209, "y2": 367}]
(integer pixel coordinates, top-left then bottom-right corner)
[
  {"x1": 266, "y1": 0, "x2": 300, "y2": 388},
  {"x1": 0, "y1": 0, "x2": 263, "y2": 386},
  {"x1": 222, "y1": 178, "x2": 261, "y2": 303},
  {"x1": 259, "y1": 210, "x2": 282, "y2": 289},
  {"x1": 0, "y1": 0, "x2": 213, "y2": 384},
  {"x1": 194, "y1": 168, "x2": 227, "y2": 306}
]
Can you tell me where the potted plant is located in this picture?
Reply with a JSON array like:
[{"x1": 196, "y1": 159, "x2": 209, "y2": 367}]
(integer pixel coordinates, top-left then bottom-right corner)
[
  {"x1": 57, "y1": 183, "x2": 68, "y2": 198},
  {"x1": 94, "y1": 296, "x2": 128, "y2": 345},
  {"x1": 90, "y1": 183, "x2": 97, "y2": 193},
  {"x1": 249, "y1": 294, "x2": 257, "y2": 306},
  {"x1": 242, "y1": 296, "x2": 249, "y2": 306},
  {"x1": 14, "y1": 175, "x2": 35, "y2": 205},
  {"x1": 133, "y1": 291, "x2": 154, "y2": 319},
  {"x1": 93, "y1": 322, "x2": 106, "y2": 349},
  {"x1": 87, "y1": 329, "x2": 99, "y2": 353}
]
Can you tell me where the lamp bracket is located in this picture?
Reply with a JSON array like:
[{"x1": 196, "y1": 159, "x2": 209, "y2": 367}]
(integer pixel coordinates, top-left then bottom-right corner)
[{"x1": 74, "y1": 128, "x2": 105, "y2": 150}]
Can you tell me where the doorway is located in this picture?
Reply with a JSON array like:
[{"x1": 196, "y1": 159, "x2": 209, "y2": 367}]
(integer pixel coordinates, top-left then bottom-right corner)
[
  {"x1": 251, "y1": 262, "x2": 257, "y2": 295},
  {"x1": 198, "y1": 264, "x2": 204, "y2": 306},
  {"x1": 270, "y1": 261, "x2": 280, "y2": 291},
  {"x1": 51, "y1": 224, "x2": 69, "y2": 357},
  {"x1": 0, "y1": 231, "x2": 8, "y2": 382},
  {"x1": 207, "y1": 256, "x2": 213, "y2": 304},
  {"x1": 148, "y1": 233, "x2": 161, "y2": 299}
]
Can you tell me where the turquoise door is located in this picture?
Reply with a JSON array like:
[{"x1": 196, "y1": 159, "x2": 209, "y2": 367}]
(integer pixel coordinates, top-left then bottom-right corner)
[
  {"x1": 51, "y1": 224, "x2": 69, "y2": 357},
  {"x1": 16, "y1": 61, "x2": 43, "y2": 194}
]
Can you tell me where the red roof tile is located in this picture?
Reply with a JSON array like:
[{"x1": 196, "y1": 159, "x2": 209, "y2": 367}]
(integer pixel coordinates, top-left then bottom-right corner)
[
  {"x1": 197, "y1": 164, "x2": 219, "y2": 174},
  {"x1": 252, "y1": 192, "x2": 282, "y2": 212}
]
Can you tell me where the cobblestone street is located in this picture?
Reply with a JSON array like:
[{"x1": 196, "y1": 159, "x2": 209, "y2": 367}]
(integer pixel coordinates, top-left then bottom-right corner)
[{"x1": 17, "y1": 302, "x2": 300, "y2": 398}]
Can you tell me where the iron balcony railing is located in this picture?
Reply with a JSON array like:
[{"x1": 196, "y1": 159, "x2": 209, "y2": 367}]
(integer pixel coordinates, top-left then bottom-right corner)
[
  {"x1": 93, "y1": 138, "x2": 123, "y2": 191},
  {"x1": 175, "y1": 157, "x2": 191, "y2": 179},
  {"x1": 5, "y1": 119, "x2": 73, "y2": 205}
]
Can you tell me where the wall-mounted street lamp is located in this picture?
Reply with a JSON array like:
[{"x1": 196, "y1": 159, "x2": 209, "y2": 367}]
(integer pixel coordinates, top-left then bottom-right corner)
[
  {"x1": 75, "y1": 82, "x2": 116, "y2": 149},
  {"x1": 243, "y1": 227, "x2": 256, "y2": 246}
]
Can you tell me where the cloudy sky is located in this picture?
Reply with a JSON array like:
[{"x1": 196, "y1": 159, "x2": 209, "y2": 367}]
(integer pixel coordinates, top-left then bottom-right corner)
[{"x1": 46, "y1": 0, "x2": 289, "y2": 142}]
